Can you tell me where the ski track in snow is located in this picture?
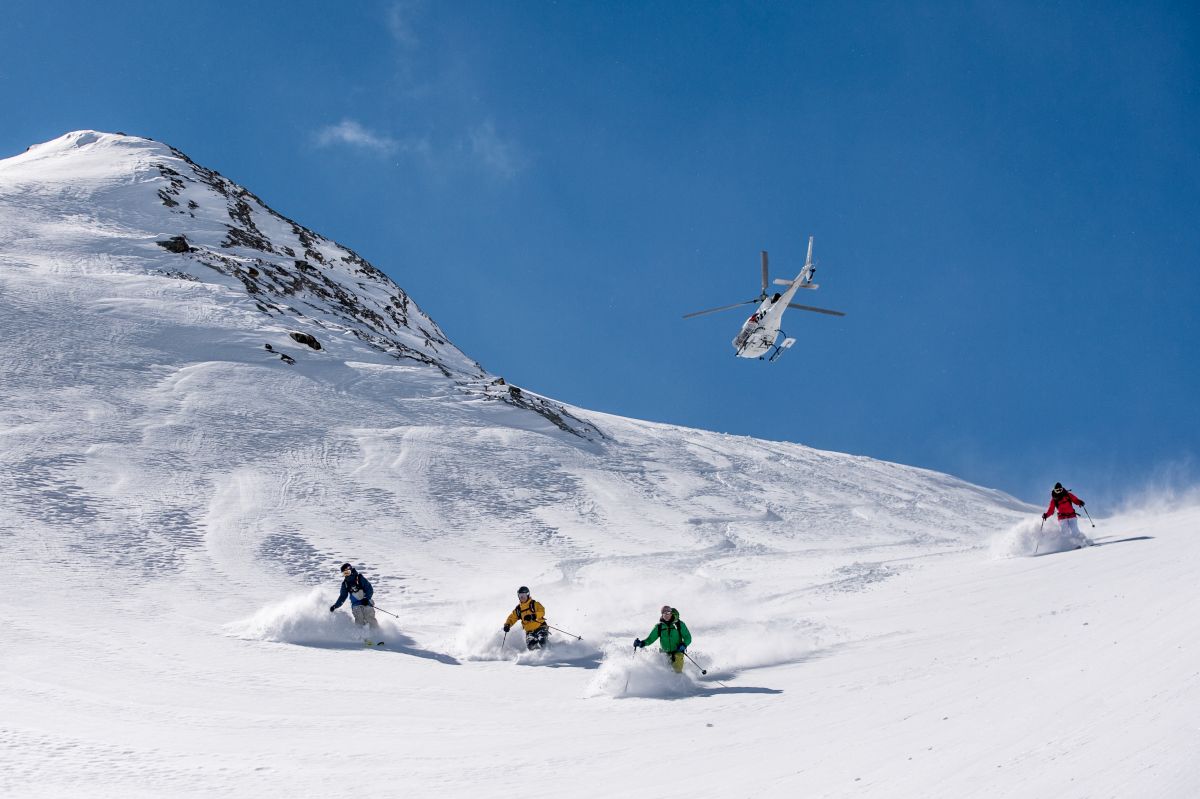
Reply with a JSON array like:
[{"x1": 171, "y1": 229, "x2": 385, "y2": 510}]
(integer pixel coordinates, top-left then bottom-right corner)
[{"x1": 2, "y1": 132, "x2": 1198, "y2": 798}]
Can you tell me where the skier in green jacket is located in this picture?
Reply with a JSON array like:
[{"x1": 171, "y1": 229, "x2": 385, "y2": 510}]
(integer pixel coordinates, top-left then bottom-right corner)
[{"x1": 634, "y1": 605, "x2": 692, "y2": 673}]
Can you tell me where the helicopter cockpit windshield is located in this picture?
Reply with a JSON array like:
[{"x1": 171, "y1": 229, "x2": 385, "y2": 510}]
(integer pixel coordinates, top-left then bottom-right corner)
[{"x1": 733, "y1": 313, "x2": 764, "y2": 351}]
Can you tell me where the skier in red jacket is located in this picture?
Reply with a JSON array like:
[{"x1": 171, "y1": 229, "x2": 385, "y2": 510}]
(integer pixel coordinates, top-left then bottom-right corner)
[{"x1": 1042, "y1": 482, "x2": 1091, "y2": 547}]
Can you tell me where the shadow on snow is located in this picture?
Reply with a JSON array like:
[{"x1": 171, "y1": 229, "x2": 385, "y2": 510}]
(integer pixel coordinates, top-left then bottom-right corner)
[
  {"x1": 1032, "y1": 535, "x2": 1155, "y2": 557},
  {"x1": 510, "y1": 645, "x2": 603, "y2": 670},
  {"x1": 284, "y1": 631, "x2": 461, "y2": 665},
  {"x1": 692, "y1": 685, "x2": 784, "y2": 698}
]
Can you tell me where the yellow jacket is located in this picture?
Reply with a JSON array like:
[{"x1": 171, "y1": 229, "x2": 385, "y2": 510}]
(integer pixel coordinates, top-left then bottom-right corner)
[{"x1": 505, "y1": 598, "x2": 546, "y2": 632}]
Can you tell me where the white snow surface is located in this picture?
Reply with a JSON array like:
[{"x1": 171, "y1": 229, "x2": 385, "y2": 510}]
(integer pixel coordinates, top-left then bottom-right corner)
[{"x1": 1, "y1": 132, "x2": 1196, "y2": 798}]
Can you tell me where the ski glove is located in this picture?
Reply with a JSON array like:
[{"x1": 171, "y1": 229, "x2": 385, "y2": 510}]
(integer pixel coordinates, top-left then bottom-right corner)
[
  {"x1": 1079, "y1": 501, "x2": 1085, "y2": 506},
  {"x1": 676, "y1": 644, "x2": 687, "y2": 654},
  {"x1": 1042, "y1": 513, "x2": 1049, "y2": 520},
  {"x1": 503, "y1": 624, "x2": 511, "y2": 633},
  {"x1": 329, "y1": 604, "x2": 337, "y2": 612},
  {"x1": 633, "y1": 638, "x2": 644, "y2": 649}
]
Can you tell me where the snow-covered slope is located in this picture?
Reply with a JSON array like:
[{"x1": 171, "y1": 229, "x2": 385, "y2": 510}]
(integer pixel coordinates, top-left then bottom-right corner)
[{"x1": 1, "y1": 132, "x2": 1195, "y2": 798}]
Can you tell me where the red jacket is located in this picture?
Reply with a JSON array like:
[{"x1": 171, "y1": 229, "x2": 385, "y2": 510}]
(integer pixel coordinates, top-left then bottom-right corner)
[{"x1": 1046, "y1": 491, "x2": 1082, "y2": 520}]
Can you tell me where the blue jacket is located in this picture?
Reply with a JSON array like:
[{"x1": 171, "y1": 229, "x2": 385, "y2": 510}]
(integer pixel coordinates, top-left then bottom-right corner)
[{"x1": 332, "y1": 570, "x2": 374, "y2": 609}]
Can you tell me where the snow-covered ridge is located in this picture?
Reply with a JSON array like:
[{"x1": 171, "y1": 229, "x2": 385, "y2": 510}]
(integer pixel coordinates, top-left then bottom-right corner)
[{"x1": 1, "y1": 130, "x2": 478, "y2": 376}]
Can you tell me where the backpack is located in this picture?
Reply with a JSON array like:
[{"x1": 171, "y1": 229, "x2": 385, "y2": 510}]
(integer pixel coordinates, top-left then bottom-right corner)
[{"x1": 513, "y1": 599, "x2": 541, "y2": 624}]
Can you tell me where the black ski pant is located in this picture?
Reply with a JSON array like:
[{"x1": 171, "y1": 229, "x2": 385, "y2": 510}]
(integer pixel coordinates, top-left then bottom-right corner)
[{"x1": 525, "y1": 626, "x2": 549, "y2": 650}]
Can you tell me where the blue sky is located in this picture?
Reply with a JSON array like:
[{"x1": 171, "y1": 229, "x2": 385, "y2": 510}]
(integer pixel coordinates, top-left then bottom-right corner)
[{"x1": 3, "y1": 1, "x2": 1197, "y2": 506}]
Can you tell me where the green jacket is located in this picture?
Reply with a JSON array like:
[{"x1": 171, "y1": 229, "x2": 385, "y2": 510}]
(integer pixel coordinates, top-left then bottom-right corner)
[{"x1": 643, "y1": 613, "x2": 692, "y2": 653}]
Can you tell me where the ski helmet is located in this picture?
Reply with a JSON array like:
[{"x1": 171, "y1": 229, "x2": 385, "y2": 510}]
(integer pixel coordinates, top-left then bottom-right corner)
[
  {"x1": 517, "y1": 586, "x2": 530, "y2": 595},
  {"x1": 340, "y1": 562, "x2": 352, "y2": 572}
]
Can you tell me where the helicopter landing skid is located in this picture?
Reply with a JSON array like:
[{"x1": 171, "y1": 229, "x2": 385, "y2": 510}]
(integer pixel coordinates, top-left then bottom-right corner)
[{"x1": 766, "y1": 333, "x2": 797, "y2": 362}]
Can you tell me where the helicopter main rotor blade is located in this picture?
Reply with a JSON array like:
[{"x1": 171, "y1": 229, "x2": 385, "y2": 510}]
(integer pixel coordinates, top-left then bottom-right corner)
[
  {"x1": 787, "y1": 303, "x2": 846, "y2": 317},
  {"x1": 683, "y1": 299, "x2": 760, "y2": 319},
  {"x1": 761, "y1": 251, "x2": 769, "y2": 295}
]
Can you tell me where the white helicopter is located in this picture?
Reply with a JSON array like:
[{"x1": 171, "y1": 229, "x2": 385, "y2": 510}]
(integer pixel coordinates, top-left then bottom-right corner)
[{"x1": 683, "y1": 236, "x2": 845, "y2": 362}]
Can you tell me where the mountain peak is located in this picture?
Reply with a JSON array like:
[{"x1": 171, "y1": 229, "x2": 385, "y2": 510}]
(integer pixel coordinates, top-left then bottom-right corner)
[
  {"x1": 0, "y1": 130, "x2": 604, "y2": 439},
  {"x1": 3, "y1": 129, "x2": 172, "y2": 175},
  {"x1": 2, "y1": 129, "x2": 482, "y2": 376}
]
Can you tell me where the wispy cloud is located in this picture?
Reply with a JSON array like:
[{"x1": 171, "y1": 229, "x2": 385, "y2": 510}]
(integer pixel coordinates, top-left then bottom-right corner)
[
  {"x1": 315, "y1": 119, "x2": 399, "y2": 154},
  {"x1": 468, "y1": 121, "x2": 525, "y2": 180},
  {"x1": 313, "y1": 119, "x2": 434, "y2": 165},
  {"x1": 382, "y1": 3, "x2": 529, "y2": 180},
  {"x1": 386, "y1": 0, "x2": 422, "y2": 49},
  {"x1": 315, "y1": 7, "x2": 528, "y2": 179}
]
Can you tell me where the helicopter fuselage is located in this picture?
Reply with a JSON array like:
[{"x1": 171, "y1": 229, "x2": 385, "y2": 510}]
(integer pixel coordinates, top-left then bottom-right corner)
[
  {"x1": 683, "y1": 236, "x2": 841, "y2": 363},
  {"x1": 732, "y1": 278, "x2": 805, "y2": 358}
]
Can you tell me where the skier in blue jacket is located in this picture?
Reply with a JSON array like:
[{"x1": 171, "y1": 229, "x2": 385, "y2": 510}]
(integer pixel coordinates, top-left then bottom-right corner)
[{"x1": 329, "y1": 563, "x2": 378, "y2": 630}]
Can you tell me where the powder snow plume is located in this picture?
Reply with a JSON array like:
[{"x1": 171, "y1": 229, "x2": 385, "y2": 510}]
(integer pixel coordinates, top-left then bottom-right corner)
[
  {"x1": 584, "y1": 641, "x2": 701, "y2": 699},
  {"x1": 226, "y1": 588, "x2": 397, "y2": 648}
]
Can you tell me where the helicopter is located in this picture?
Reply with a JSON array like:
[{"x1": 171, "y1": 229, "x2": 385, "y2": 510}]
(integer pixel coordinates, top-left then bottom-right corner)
[{"x1": 683, "y1": 236, "x2": 845, "y2": 362}]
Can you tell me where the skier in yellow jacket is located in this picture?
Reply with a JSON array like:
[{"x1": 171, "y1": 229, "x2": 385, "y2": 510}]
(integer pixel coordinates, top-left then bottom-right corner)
[{"x1": 503, "y1": 586, "x2": 549, "y2": 650}]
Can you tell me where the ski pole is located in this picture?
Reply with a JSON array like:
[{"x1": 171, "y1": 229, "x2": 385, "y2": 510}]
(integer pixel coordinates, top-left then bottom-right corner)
[
  {"x1": 1035, "y1": 517, "x2": 1044, "y2": 554},
  {"x1": 1082, "y1": 506, "x2": 1095, "y2": 528},
  {"x1": 502, "y1": 629, "x2": 510, "y2": 650},
  {"x1": 371, "y1": 604, "x2": 401, "y2": 619},
  {"x1": 684, "y1": 651, "x2": 730, "y2": 687},
  {"x1": 547, "y1": 624, "x2": 582, "y2": 640}
]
